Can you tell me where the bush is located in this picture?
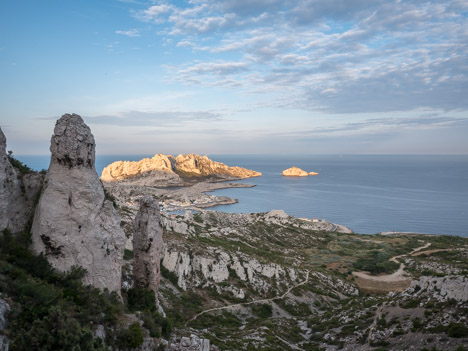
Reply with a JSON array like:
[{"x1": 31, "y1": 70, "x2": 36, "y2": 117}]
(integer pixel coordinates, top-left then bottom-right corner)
[
  {"x1": 0, "y1": 229, "x2": 123, "y2": 350},
  {"x1": 352, "y1": 250, "x2": 399, "y2": 275},
  {"x1": 448, "y1": 322, "x2": 468, "y2": 338},
  {"x1": 7, "y1": 153, "x2": 33, "y2": 174},
  {"x1": 126, "y1": 287, "x2": 157, "y2": 313},
  {"x1": 12, "y1": 305, "x2": 107, "y2": 351},
  {"x1": 251, "y1": 303, "x2": 273, "y2": 319},
  {"x1": 161, "y1": 263, "x2": 179, "y2": 286},
  {"x1": 123, "y1": 249, "x2": 134, "y2": 260},
  {"x1": 141, "y1": 310, "x2": 173, "y2": 339},
  {"x1": 117, "y1": 322, "x2": 144, "y2": 349}
]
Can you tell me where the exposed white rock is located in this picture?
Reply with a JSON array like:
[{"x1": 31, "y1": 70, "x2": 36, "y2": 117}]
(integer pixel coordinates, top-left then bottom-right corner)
[
  {"x1": 406, "y1": 275, "x2": 468, "y2": 302},
  {"x1": 31, "y1": 114, "x2": 126, "y2": 293},
  {"x1": 133, "y1": 196, "x2": 163, "y2": 297},
  {"x1": 169, "y1": 334, "x2": 211, "y2": 351},
  {"x1": 162, "y1": 246, "x2": 298, "y2": 294}
]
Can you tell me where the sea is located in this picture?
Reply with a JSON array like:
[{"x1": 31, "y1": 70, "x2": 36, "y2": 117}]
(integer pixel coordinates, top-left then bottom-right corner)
[{"x1": 15, "y1": 154, "x2": 468, "y2": 237}]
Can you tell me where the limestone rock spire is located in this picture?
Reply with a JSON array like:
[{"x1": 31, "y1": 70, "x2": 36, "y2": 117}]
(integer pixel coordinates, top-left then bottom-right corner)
[
  {"x1": 31, "y1": 114, "x2": 126, "y2": 293},
  {"x1": 133, "y1": 196, "x2": 163, "y2": 297}
]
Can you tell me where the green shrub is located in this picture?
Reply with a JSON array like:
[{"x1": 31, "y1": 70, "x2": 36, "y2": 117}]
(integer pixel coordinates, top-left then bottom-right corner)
[
  {"x1": 7, "y1": 153, "x2": 33, "y2": 174},
  {"x1": 126, "y1": 287, "x2": 157, "y2": 313},
  {"x1": 161, "y1": 263, "x2": 179, "y2": 286},
  {"x1": 448, "y1": 322, "x2": 468, "y2": 338},
  {"x1": 11, "y1": 305, "x2": 107, "y2": 351},
  {"x1": 0, "y1": 229, "x2": 123, "y2": 350},
  {"x1": 251, "y1": 303, "x2": 273, "y2": 319},
  {"x1": 141, "y1": 310, "x2": 172, "y2": 339},
  {"x1": 352, "y1": 250, "x2": 399, "y2": 275},
  {"x1": 117, "y1": 322, "x2": 144, "y2": 349},
  {"x1": 123, "y1": 249, "x2": 134, "y2": 260},
  {"x1": 401, "y1": 299, "x2": 420, "y2": 309}
]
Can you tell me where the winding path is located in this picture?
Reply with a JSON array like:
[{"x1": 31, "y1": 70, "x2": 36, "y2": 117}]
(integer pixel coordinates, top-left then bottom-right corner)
[
  {"x1": 185, "y1": 271, "x2": 310, "y2": 326},
  {"x1": 352, "y1": 242, "x2": 431, "y2": 283}
]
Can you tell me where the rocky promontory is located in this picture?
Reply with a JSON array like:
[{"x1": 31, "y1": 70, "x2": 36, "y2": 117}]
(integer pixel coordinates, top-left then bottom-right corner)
[
  {"x1": 282, "y1": 167, "x2": 319, "y2": 177},
  {"x1": 101, "y1": 153, "x2": 261, "y2": 186}
]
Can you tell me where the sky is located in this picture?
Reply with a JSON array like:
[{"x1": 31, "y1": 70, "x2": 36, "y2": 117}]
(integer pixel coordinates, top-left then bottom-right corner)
[{"x1": 0, "y1": 0, "x2": 467, "y2": 155}]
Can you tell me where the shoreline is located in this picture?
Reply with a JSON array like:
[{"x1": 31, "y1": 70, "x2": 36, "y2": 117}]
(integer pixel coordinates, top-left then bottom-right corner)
[{"x1": 104, "y1": 180, "x2": 466, "y2": 237}]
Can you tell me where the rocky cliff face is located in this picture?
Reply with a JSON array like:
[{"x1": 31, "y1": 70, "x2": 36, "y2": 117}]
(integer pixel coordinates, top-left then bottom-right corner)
[
  {"x1": 101, "y1": 153, "x2": 261, "y2": 185},
  {"x1": 0, "y1": 127, "x2": 43, "y2": 233},
  {"x1": 174, "y1": 154, "x2": 261, "y2": 179},
  {"x1": 133, "y1": 196, "x2": 163, "y2": 297},
  {"x1": 31, "y1": 114, "x2": 126, "y2": 293}
]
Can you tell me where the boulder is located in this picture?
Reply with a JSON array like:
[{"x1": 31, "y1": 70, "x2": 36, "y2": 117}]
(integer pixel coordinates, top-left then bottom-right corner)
[{"x1": 31, "y1": 114, "x2": 126, "y2": 293}]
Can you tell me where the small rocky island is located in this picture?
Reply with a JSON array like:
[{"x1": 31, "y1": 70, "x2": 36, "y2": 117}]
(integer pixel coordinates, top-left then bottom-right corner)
[{"x1": 282, "y1": 166, "x2": 319, "y2": 176}]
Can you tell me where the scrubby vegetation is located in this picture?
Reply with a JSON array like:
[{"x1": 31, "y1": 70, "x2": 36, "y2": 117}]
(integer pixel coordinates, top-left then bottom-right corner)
[
  {"x1": 0, "y1": 229, "x2": 171, "y2": 350},
  {"x1": 7, "y1": 152, "x2": 33, "y2": 174}
]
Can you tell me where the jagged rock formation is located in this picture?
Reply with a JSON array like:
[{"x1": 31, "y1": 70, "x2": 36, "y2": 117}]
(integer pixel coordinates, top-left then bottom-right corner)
[
  {"x1": 0, "y1": 127, "x2": 43, "y2": 233},
  {"x1": 31, "y1": 114, "x2": 126, "y2": 293},
  {"x1": 282, "y1": 166, "x2": 308, "y2": 176},
  {"x1": 133, "y1": 196, "x2": 163, "y2": 297},
  {"x1": 308, "y1": 171, "x2": 319, "y2": 176},
  {"x1": 101, "y1": 153, "x2": 261, "y2": 185}
]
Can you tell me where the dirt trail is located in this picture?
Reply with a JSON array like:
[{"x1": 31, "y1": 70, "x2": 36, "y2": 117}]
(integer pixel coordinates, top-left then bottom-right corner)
[
  {"x1": 411, "y1": 248, "x2": 456, "y2": 257},
  {"x1": 366, "y1": 302, "x2": 387, "y2": 350},
  {"x1": 186, "y1": 271, "x2": 310, "y2": 326},
  {"x1": 352, "y1": 242, "x2": 431, "y2": 283}
]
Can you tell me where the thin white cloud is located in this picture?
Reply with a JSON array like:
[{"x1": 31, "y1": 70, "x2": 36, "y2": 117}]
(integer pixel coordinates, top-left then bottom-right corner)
[
  {"x1": 130, "y1": 0, "x2": 468, "y2": 114},
  {"x1": 115, "y1": 29, "x2": 140, "y2": 37}
]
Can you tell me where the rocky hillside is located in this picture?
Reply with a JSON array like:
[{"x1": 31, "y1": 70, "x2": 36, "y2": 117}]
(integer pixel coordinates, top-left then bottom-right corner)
[
  {"x1": 1, "y1": 115, "x2": 467, "y2": 351},
  {"x1": 112, "y1": 191, "x2": 468, "y2": 351},
  {"x1": 101, "y1": 153, "x2": 261, "y2": 186}
]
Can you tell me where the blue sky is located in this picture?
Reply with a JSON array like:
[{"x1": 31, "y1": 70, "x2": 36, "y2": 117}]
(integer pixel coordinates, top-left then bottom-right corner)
[{"x1": 1, "y1": 0, "x2": 467, "y2": 155}]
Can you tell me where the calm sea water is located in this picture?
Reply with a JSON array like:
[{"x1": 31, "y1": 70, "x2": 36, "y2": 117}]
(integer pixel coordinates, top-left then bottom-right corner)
[{"x1": 15, "y1": 154, "x2": 468, "y2": 236}]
